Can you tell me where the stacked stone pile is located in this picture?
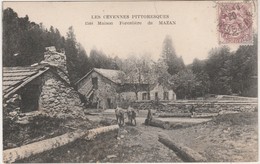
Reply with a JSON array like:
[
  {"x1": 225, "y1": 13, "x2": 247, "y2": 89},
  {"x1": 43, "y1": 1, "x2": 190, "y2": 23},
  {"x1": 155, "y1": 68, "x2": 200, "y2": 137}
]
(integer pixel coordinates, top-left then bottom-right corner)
[
  {"x1": 163, "y1": 103, "x2": 257, "y2": 114},
  {"x1": 43, "y1": 46, "x2": 70, "y2": 83},
  {"x1": 131, "y1": 101, "x2": 167, "y2": 111},
  {"x1": 130, "y1": 101, "x2": 257, "y2": 114}
]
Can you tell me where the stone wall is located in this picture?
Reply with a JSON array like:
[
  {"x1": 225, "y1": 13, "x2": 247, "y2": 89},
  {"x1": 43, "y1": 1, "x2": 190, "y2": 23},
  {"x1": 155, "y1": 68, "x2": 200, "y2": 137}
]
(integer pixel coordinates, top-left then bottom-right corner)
[
  {"x1": 165, "y1": 102, "x2": 257, "y2": 114},
  {"x1": 150, "y1": 84, "x2": 176, "y2": 101},
  {"x1": 94, "y1": 73, "x2": 119, "y2": 109},
  {"x1": 3, "y1": 94, "x2": 21, "y2": 117},
  {"x1": 39, "y1": 71, "x2": 85, "y2": 119},
  {"x1": 120, "y1": 92, "x2": 136, "y2": 101},
  {"x1": 77, "y1": 71, "x2": 119, "y2": 109},
  {"x1": 131, "y1": 101, "x2": 257, "y2": 114}
]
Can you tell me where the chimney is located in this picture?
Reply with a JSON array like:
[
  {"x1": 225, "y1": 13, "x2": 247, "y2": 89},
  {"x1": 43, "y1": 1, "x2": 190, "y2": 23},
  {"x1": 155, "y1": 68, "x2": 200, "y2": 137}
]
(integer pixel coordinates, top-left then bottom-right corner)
[{"x1": 43, "y1": 46, "x2": 70, "y2": 83}]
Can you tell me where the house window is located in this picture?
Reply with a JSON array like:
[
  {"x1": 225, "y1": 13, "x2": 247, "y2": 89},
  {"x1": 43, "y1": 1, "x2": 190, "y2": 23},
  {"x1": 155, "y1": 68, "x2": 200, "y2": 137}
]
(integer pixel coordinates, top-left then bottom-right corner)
[
  {"x1": 155, "y1": 92, "x2": 158, "y2": 100},
  {"x1": 92, "y1": 77, "x2": 98, "y2": 89},
  {"x1": 163, "y1": 92, "x2": 169, "y2": 100},
  {"x1": 142, "y1": 93, "x2": 148, "y2": 100}
]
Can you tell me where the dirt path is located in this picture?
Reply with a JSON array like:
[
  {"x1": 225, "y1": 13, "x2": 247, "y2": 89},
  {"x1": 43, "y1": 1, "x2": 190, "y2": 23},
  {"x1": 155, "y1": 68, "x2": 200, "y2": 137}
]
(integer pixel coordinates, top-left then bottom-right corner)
[
  {"x1": 17, "y1": 118, "x2": 182, "y2": 163},
  {"x1": 114, "y1": 124, "x2": 182, "y2": 162}
]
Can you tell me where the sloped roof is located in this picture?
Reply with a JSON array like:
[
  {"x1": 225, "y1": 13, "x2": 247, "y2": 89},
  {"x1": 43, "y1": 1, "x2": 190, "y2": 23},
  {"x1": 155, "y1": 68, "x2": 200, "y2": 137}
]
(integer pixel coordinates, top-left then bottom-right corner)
[
  {"x1": 3, "y1": 65, "x2": 50, "y2": 99},
  {"x1": 76, "y1": 68, "x2": 125, "y2": 85},
  {"x1": 93, "y1": 68, "x2": 124, "y2": 84}
]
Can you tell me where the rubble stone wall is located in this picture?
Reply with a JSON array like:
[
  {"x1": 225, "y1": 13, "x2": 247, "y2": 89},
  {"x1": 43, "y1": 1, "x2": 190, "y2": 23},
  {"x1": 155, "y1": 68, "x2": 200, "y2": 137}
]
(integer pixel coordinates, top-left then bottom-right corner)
[
  {"x1": 132, "y1": 101, "x2": 257, "y2": 114},
  {"x1": 165, "y1": 103, "x2": 257, "y2": 114},
  {"x1": 93, "y1": 72, "x2": 119, "y2": 109},
  {"x1": 3, "y1": 94, "x2": 21, "y2": 116},
  {"x1": 39, "y1": 71, "x2": 85, "y2": 119}
]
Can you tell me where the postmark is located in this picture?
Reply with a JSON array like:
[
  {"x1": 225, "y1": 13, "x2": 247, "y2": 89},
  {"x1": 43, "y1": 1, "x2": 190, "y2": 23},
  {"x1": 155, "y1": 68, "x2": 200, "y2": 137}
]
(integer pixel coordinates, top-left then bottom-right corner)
[{"x1": 218, "y1": 2, "x2": 253, "y2": 45}]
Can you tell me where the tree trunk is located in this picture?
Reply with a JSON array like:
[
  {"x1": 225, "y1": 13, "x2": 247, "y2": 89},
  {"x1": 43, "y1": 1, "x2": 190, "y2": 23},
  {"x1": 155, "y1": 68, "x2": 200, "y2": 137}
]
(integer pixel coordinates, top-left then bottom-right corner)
[
  {"x1": 158, "y1": 134, "x2": 207, "y2": 162},
  {"x1": 146, "y1": 118, "x2": 171, "y2": 129},
  {"x1": 158, "y1": 113, "x2": 192, "y2": 118},
  {"x1": 192, "y1": 113, "x2": 219, "y2": 118},
  {"x1": 3, "y1": 125, "x2": 119, "y2": 163}
]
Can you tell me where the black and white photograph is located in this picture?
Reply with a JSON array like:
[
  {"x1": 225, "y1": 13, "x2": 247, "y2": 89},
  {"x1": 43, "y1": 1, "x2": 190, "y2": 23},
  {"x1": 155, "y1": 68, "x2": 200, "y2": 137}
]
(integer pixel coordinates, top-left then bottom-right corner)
[{"x1": 2, "y1": 0, "x2": 258, "y2": 163}]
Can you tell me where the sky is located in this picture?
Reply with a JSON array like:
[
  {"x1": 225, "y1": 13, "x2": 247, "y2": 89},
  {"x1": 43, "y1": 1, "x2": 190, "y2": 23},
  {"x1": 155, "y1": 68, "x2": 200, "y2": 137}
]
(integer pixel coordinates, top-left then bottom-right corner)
[{"x1": 3, "y1": 1, "x2": 257, "y2": 65}]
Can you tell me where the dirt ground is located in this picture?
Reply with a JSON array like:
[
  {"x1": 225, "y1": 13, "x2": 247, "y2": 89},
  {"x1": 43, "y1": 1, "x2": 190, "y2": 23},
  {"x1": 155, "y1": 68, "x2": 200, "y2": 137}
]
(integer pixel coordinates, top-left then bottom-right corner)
[
  {"x1": 167, "y1": 112, "x2": 258, "y2": 162},
  {"x1": 3, "y1": 114, "x2": 99, "y2": 150},
  {"x1": 17, "y1": 124, "x2": 182, "y2": 163},
  {"x1": 14, "y1": 110, "x2": 258, "y2": 163}
]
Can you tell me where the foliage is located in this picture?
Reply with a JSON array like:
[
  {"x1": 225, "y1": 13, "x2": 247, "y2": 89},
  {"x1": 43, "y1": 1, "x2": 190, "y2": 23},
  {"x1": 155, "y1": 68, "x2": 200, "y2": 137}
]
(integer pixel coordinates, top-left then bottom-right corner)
[
  {"x1": 170, "y1": 70, "x2": 198, "y2": 99},
  {"x1": 3, "y1": 8, "x2": 118, "y2": 84},
  {"x1": 230, "y1": 36, "x2": 258, "y2": 96},
  {"x1": 190, "y1": 36, "x2": 257, "y2": 97},
  {"x1": 161, "y1": 35, "x2": 185, "y2": 75},
  {"x1": 89, "y1": 49, "x2": 119, "y2": 70},
  {"x1": 151, "y1": 58, "x2": 171, "y2": 87}
]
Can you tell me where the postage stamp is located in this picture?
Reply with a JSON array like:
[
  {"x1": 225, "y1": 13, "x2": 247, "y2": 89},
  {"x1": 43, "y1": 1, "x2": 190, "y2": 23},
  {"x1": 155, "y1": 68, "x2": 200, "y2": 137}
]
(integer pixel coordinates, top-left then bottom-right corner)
[{"x1": 218, "y1": 2, "x2": 253, "y2": 45}]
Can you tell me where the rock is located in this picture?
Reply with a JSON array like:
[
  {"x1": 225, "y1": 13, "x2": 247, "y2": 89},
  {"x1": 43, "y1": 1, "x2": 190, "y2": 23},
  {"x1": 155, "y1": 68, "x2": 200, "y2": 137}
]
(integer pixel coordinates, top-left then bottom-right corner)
[
  {"x1": 42, "y1": 95, "x2": 48, "y2": 99},
  {"x1": 120, "y1": 135, "x2": 124, "y2": 139},
  {"x1": 223, "y1": 130, "x2": 229, "y2": 133},
  {"x1": 49, "y1": 88, "x2": 56, "y2": 93},
  {"x1": 121, "y1": 129, "x2": 128, "y2": 134},
  {"x1": 7, "y1": 143, "x2": 17, "y2": 148},
  {"x1": 107, "y1": 155, "x2": 117, "y2": 159},
  {"x1": 9, "y1": 111, "x2": 18, "y2": 117},
  {"x1": 16, "y1": 119, "x2": 30, "y2": 124},
  {"x1": 49, "y1": 98, "x2": 55, "y2": 102}
]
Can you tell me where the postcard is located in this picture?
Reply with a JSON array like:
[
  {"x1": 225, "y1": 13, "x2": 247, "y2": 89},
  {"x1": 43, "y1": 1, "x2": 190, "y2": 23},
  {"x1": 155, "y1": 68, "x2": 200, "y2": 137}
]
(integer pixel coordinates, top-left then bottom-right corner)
[{"x1": 2, "y1": 0, "x2": 258, "y2": 163}]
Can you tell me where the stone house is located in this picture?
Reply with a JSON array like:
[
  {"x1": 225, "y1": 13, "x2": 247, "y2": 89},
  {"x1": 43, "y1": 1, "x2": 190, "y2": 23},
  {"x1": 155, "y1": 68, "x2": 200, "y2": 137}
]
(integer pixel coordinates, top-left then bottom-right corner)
[
  {"x1": 3, "y1": 47, "x2": 84, "y2": 119},
  {"x1": 76, "y1": 68, "x2": 176, "y2": 109},
  {"x1": 138, "y1": 83, "x2": 176, "y2": 102},
  {"x1": 75, "y1": 68, "x2": 123, "y2": 109}
]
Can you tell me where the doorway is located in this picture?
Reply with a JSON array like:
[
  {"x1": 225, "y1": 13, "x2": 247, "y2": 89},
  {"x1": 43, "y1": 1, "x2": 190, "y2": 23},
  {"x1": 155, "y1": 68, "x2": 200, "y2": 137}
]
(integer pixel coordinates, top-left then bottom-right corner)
[{"x1": 107, "y1": 98, "x2": 112, "y2": 109}]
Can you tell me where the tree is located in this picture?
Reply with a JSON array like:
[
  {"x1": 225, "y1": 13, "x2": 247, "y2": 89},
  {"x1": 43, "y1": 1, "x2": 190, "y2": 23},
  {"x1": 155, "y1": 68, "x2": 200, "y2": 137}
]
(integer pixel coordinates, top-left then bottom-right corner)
[
  {"x1": 65, "y1": 26, "x2": 92, "y2": 83},
  {"x1": 3, "y1": 8, "x2": 91, "y2": 84},
  {"x1": 161, "y1": 35, "x2": 185, "y2": 75},
  {"x1": 231, "y1": 35, "x2": 258, "y2": 96},
  {"x1": 191, "y1": 58, "x2": 205, "y2": 74},
  {"x1": 194, "y1": 71, "x2": 210, "y2": 97},
  {"x1": 3, "y1": 8, "x2": 44, "y2": 66},
  {"x1": 151, "y1": 58, "x2": 171, "y2": 87},
  {"x1": 191, "y1": 58, "x2": 210, "y2": 97},
  {"x1": 170, "y1": 70, "x2": 197, "y2": 99},
  {"x1": 89, "y1": 48, "x2": 118, "y2": 70},
  {"x1": 205, "y1": 46, "x2": 232, "y2": 95},
  {"x1": 65, "y1": 26, "x2": 80, "y2": 83}
]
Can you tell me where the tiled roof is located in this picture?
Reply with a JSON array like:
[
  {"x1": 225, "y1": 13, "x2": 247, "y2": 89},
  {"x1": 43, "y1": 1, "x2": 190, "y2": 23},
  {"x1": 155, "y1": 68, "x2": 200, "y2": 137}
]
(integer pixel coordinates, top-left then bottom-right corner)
[
  {"x1": 93, "y1": 68, "x2": 124, "y2": 84},
  {"x1": 75, "y1": 68, "x2": 125, "y2": 85},
  {"x1": 3, "y1": 65, "x2": 50, "y2": 99}
]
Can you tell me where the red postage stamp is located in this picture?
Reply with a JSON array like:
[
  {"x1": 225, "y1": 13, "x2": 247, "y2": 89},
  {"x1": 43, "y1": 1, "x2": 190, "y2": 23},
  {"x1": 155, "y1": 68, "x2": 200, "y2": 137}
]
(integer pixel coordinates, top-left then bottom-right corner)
[{"x1": 218, "y1": 2, "x2": 253, "y2": 45}]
